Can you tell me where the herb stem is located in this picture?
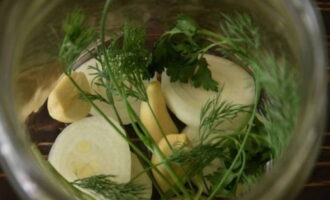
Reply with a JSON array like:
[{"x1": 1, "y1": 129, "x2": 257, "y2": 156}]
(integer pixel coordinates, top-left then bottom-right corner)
[
  {"x1": 198, "y1": 29, "x2": 224, "y2": 41},
  {"x1": 101, "y1": 82, "x2": 124, "y2": 126},
  {"x1": 67, "y1": 73, "x2": 178, "y2": 197},
  {"x1": 99, "y1": 1, "x2": 190, "y2": 197},
  {"x1": 130, "y1": 153, "x2": 166, "y2": 197},
  {"x1": 130, "y1": 160, "x2": 166, "y2": 183},
  {"x1": 194, "y1": 184, "x2": 204, "y2": 200},
  {"x1": 111, "y1": 101, "x2": 124, "y2": 125},
  {"x1": 207, "y1": 78, "x2": 261, "y2": 200}
]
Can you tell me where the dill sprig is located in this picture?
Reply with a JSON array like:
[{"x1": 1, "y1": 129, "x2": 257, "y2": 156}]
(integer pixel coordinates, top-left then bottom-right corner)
[
  {"x1": 72, "y1": 175, "x2": 148, "y2": 200},
  {"x1": 257, "y1": 54, "x2": 300, "y2": 158},
  {"x1": 78, "y1": 92, "x2": 109, "y2": 104},
  {"x1": 91, "y1": 23, "x2": 151, "y2": 102},
  {"x1": 169, "y1": 143, "x2": 223, "y2": 178},
  {"x1": 94, "y1": 1, "x2": 191, "y2": 198},
  {"x1": 56, "y1": 5, "x2": 300, "y2": 200},
  {"x1": 59, "y1": 9, "x2": 94, "y2": 73},
  {"x1": 199, "y1": 87, "x2": 252, "y2": 144},
  {"x1": 58, "y1": 7, "x2": 178, "y2": 199},
  {"x1": 167, "y1": 86, "x2": 252, "y2": 181},
  {"x1": 165, "y1": 14, "x2": 300, "y2": 199}
]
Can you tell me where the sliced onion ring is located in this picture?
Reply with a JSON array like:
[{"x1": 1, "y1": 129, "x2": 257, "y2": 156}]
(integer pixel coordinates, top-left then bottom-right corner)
[
  {"x1": 162, "y1": 54, "x2": 255, "y2": 130},
  {"x1": 48, "y1": 116, "x2": 131, "y2": 183}
]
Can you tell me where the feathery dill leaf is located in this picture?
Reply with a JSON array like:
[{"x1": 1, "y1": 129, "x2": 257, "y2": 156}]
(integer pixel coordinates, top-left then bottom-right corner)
[
  {"x1": 257, "y1": 54, "x2": 300, "y2": 158},
  {"x1": 203, "y1": 131, "x2": 273, "y2": 197},
  {"x1": 72, "y1": 175, "x2": 148, "y2": 200},
  {"x1": 78, "y1": 92, "x2": 109, "y2": 104},
  {"x1": 91, "y1": 23, "x2": 151, "y2": 102},
  {"x1": 165, "y1": 14, "x2": 299, "y2": 198},
  {"x1": 196, "y1": 13, "x2": 260, "y2": 70},
  {"x1": 169, "y1": 130, "x2": 272, "y2": 196},
  {"x1": 169, "y1": 143, "x2": 223, "y2": 179},
  {"x1": 203, "y1": 14, "x2": 299, "y2": 199},
  {"x1": 167, "y1": 91, "x2": 252, "y2": 181},
  {"x1": 199, "y1": 88, "x2": 252, "y2": 144},
  {"x1": 219, "y1": 13, "x2": 260, "y2": 51},
  {"x1": 58, "y1": 7, "x2": 300, "y2": 199},
  {"x1": 59, "y1": 9, "x2": 94, "y2": 73}
]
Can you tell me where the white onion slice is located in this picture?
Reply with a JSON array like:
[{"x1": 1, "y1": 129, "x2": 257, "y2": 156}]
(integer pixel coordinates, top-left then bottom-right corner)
[
  {"x1": 162, "y1": 54, "x2": 255, "y2": 130},
  {"x1": 131, "y1": 153, "x2": 152, "y2": 199},
  {"x1": 76, "y1": 58, "x2": 141, "y2": 125},
  {"x1": 48, "y1": 116, "x2": 131, "y2": 183}
]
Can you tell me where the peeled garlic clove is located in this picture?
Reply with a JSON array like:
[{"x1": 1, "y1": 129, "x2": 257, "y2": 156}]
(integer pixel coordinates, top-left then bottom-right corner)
[
  {"x1": 47, "y1": 72, "x2": 91, "y2": 123},
  {"x1": 152, "y1": 134, "x2": 189, "y2": 192},
  {"x1": 182, "y1": 126, "x2": 200, "y2": 146},
  {"x1": 140, "y1": 81, "x2": 178, "y2": 143},
  {"x1": 131, "y1": 153, "x2": 152, "y2": 199},
  {"x1": 48, "y1": 116, "x2": 131, "y2": 183},
  {"x1": 162, "y1": 54, "x2": 255, "y2": 129}
]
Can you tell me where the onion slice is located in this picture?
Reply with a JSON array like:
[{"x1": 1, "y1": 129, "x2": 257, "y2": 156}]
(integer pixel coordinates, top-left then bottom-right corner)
[
  {"x1": 48, "y1": 116, "x2": 131, "y2": 183},
  {"x1": 162, "y1": 54, "x2": 255, "y2": 129}
]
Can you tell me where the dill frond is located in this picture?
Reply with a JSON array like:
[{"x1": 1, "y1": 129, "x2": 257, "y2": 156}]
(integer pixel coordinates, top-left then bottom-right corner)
[
  {"x1": 219, "y1": 13, "x2": 260, "y2": 51},
  {"x1": 78, "y1": 92, "x2": 109, "y2": 104},
  {"x1": 199, "y1": 87, "x2": 252, "y2": 144},
  {"x1": 257, "y1": 54, "x2": 300, "y2": 158},
  {"x1": 72, "y1": 175, "x2": 148, "y2": 200},
  {"x1": 90, "y1": 23, "x2": 151, "y2": 102},
  {"x1": 58, "y1": 6, "x2": 301, "y2": 199},
  {"x1": 59, "y1": 9, "x2": 94, "y2": 73},
  {"x1": 169, "y1": 143, "x2": 223, "y2": 178},
  {"x1": 166, "y1": 14, "x2": 300, "y2": 199}
]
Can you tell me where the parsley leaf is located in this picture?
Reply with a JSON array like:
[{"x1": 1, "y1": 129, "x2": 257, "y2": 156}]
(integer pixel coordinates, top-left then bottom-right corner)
[
  {"x1": 151, "y1": 16, "x2": 219, "y2": 91},
  {"x1": 192, "y1": 58, "x2": 219, "y2": 93}
]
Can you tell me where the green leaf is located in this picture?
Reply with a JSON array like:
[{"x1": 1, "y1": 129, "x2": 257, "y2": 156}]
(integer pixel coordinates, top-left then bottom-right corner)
[
  {"x1": 191, "y1": 57, "x2": 218, "y2": 91},
  {"x1": 172, "y1": 15, "x2": 199, "y2": 38},
  {"x1": 151, "y1": 15, "x2": 218, "y2": 92}
]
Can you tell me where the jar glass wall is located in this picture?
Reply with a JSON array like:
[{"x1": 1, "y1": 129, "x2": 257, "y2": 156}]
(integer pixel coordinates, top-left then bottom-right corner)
[{"x1": 0, "y1": 0, "x2": 326, "y2": 200}]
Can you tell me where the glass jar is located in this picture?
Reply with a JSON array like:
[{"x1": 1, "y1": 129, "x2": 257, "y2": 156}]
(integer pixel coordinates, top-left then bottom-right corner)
[{"x1": 0, "y1": 0, "x2": 327, "y2": 199}]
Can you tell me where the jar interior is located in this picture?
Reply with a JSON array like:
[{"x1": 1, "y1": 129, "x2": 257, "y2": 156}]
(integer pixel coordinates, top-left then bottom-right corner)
[{"x1": 2, "y1": 0, "x2": 322, "y2": 200}]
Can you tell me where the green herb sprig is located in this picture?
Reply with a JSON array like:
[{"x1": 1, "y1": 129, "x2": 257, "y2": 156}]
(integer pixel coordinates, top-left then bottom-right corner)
[
  {"x1": 56, "y1": 5, "x2": 300, "y2": 200},
  {"x1": 199, "y1": 87, "x2": 252, "y2": 144},
  {"x1": 72, "y1": 175, "x2": 148, "y2": 200},
  {"x1": 59, "y1": 9, "x2": 94, "y2": 73},
  {"x1": 151, "y1": 16, "x2": 219, "y2": 91},
  {"x1": 92, "y1": 23, "x2": 151, "y2": 102},
  {"x1": 58, "y1": 8, "x2": 180, "y2": 199}
]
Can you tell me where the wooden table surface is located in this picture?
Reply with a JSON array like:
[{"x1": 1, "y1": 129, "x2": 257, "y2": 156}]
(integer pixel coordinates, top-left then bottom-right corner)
[{"x1": 1, "y1": 1, "x2": 330, "y2": 199}]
